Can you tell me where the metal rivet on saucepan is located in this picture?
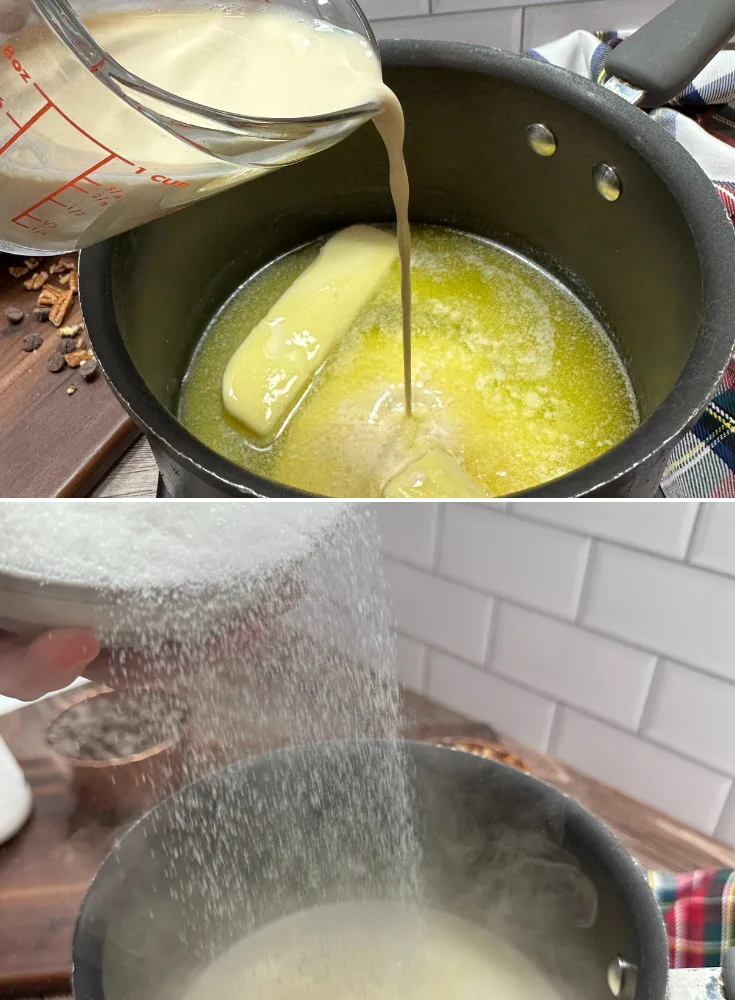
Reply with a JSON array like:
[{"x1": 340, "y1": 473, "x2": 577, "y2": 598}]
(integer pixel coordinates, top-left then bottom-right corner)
[
  {"x1": 526, "y1": 123, "x2": 557, "y2": 156},
  {"x1": 594, "y1": 163, "x2": 623, "y2": 201},
  {"x1": 608, "y1": 957, "x2": 638, "y2": 999}
]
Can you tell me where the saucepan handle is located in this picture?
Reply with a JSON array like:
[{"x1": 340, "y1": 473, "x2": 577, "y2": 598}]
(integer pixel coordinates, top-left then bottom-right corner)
[{"x1": 604, "y1": 0, "x2": 735, "y2": 109}]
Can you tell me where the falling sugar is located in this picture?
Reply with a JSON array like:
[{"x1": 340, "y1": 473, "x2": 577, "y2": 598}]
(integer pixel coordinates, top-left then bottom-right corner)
[
  {"x1": 145, "y1": 503, "x2": 425, "y2": 976},
  {"x1": 1, "y1": 501, "x2": 424, "y2": 981}
]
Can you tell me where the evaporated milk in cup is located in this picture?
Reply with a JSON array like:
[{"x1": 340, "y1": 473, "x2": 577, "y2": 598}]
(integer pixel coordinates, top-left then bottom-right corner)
[{"x1": 0, "y1": 3, "x2": 394, "y2": 253}]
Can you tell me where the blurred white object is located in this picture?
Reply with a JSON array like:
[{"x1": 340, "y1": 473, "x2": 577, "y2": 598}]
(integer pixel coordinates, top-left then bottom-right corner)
[
  {"x1": 0, "y1": 734, "x2": 32, "y2": 845},
  {"x1": 0, "y1": 676, "x2": 88, "y2": 718}
]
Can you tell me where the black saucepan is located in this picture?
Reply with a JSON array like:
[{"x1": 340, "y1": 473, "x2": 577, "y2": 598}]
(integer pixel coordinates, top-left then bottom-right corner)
[
  {"x1": 71, "y1": 742, "x2": 668, "y2": 1000},
  {"x1": 80, "y1": 0, "x2": 735, "y2": 497}
]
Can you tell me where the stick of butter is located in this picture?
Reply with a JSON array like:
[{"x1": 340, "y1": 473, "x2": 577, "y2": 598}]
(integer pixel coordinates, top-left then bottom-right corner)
[
  {"x1": 222, "y1": 225, "x2": 399, "y2": 439},
  {"x1": 382, "y1": 448, "x2": 491, "y2": 498}
]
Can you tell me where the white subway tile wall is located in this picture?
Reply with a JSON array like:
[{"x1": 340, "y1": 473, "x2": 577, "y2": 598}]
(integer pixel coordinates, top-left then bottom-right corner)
[
  {"x1": 373, "y1": 8, "x2": 522, "y2": 47},
  {"x1": 384, "y1": 558, "x2": 495, "y2": 664},
  {"x1": 552, "y1": 707, "x2": 732, "y2": 832},
  {"x1": 521, "y1": 0, "x2": 671, "y2": 48},
  {"x1": 716, "y1": 787, "x2": 735, "y2": 847},
  {"x1": 513, "y1": 501, "x2": 699, "y2": 559},
  {"x1": 690, "y1": 505, "x2": 735, "y2": 578},
  {"x1": 378, "y1": 502, "x2": 735, "y2": 843},
  {"x1": 378, "y1": 502, "x2": 438, "y2": 570},
  {"x1": 439, "y1": 504, "x2": 590, "y2": 619},
  {"x1": 491, "y1": 603, "x2": 656, "y2": 729},
  {"x1": 361, "y1": 0, "x2": 667, "y2": 52},
  {"x1": 427, "y1": 649, "x2": 557, "y2": 749},
  {"x1": 395, "y1": 634, "x2": 428, "y2": 689},
  {"x1": 582, "y1": 544, "x2": 735, "y2": 681},
  {"x1": 642, "y1": 662, "x2": 735, "y2": 777}
]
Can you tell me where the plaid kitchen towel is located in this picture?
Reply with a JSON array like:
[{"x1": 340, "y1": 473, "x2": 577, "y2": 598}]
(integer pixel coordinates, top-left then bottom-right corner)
[
  {"x1": 648, "y1": 869, "x2": 735, "y2": 967},
  {"x1": 527, "y1": 31, "x2": 735, "y2": 498}
]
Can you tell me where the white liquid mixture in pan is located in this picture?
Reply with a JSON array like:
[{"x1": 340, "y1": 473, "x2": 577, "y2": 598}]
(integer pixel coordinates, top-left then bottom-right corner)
[{"x1": 181, "y1": 902, "x2": 573, "y2": 1000}]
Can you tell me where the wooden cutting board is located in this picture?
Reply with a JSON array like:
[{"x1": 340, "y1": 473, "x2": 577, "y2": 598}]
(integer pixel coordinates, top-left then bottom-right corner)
[
  {"x1": 0, "y1": 253, "x2": 139, "y2": 497},
  {"x1": 0, "y1": 691, "x2": 116, "y2": 997}
]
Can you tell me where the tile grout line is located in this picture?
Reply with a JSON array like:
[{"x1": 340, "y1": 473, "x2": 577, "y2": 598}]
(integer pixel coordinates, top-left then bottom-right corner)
[
  {"x1": 684, "y1": 503, "x2": 705, "y2": 563},
  {"x1": 542, "y1": 699, "x2": 560, "y2": 755},
  {"x1": 634, "y1": 656, "x2": 661, "y2": 735},
  {"x1": 431, "y1": 503, "x2": 445, "y2": 572},
  {"x1": 482, "y1": 595, "x2": 501, "y2": 673},
  {"x1": 574, "y1": 537, "x2": 596, "y2": 623},
  {"x1": 713, "y1": 782, "x2": 734, "y2": 842},
  {"x1": 712, "y1": 780, "x2": 734, "y2": 841}
]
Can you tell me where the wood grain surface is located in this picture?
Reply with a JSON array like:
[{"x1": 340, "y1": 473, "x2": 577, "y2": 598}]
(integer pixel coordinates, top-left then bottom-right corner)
[
  {"x1": 91, "y1": 436, "x2": 158, "y2": 498},
  {"x1": 0, "y1": 254, "x2": 140, "y2": 498},
  {"x1": 2, "y1": 689, "x2": 735, "y2": 998}
]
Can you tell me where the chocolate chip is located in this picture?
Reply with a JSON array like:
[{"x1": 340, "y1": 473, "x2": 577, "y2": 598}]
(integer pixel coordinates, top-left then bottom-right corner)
[
  {"x1": 80, "y1": 357, "x2": 99, "y2": 381},
  {"x1": 34, "y1": 306, "x2": 51, "y2": 322},
  {"x1": 22, "y1": 332, "x2": 43, "y2": 352},
  {"x1": 59, "y1": 337, "x2": 77, "y2": 354},
  {"x1": 47, "y1": 352, "x2": 65, "y2": 373},
  {"x1": 5, "y1": 306, "x2": 24, "y2": 324}
]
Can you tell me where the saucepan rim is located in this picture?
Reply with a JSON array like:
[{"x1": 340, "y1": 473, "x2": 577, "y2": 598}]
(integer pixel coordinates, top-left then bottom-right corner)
[
  {"x1": 79, "y1": 39, "x2": 735, "y2": 498},
  {"x1": 71, "y1": 740, "x2": 668, "y2": 1000}
]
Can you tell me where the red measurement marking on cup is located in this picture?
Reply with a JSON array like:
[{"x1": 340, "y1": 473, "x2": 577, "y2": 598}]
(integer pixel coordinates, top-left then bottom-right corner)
[
  {"x1": 0, "y1": 96, "x2": 53, "y2": 154},
  {"x1": 14, "y1": 153, "x2": 124, "y2": 229},
  {"x1": 2, "y1": 47, "x2": 188, "y2": 236},
  {"x1": 1, "y1": 81, "x2": 138, "y2": 233}
]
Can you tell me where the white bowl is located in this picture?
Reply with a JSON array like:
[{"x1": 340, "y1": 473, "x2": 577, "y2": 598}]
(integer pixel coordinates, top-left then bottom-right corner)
[
  {"x1": 0, "y1": 562, "x2": 303, "y2": 648},
  {"x1": 0, "y1": 736, "x2": 32, "y2": 845},
  {"x1": 0, "y1": 502, "x2": 349, "y2": 647},
  {"x1": 0, "y1": 569, "x2": 138, "y2": 643}
]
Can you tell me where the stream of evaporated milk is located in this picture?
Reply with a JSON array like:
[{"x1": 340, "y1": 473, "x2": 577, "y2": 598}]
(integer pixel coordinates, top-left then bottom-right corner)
[{"x1": 373, "y1": 88, "x2": 413, "y2": 417}]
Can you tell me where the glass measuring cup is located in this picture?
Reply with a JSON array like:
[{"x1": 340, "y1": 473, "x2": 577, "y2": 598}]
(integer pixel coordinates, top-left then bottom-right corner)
[{"x1": 0, "y1": 0, "x2": 381, "y2": 254}]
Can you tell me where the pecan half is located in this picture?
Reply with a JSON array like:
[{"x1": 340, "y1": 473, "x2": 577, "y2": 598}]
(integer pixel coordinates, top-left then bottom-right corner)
[
  {"x1": 64, "y1": 348, "x2": 94, "y2": 368},
  {"x1": 49, "y1": 290, "x2": 74, "y2": 327},
  {"x1": 23, "y1": 270, "x2": 49, "y2": 291},
  {"x1": 37, "y1": 286, "x2": 62, "y2": 307},
  {"x1": 49, "y1": 257, "x2": 77, "y2": 274}
]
